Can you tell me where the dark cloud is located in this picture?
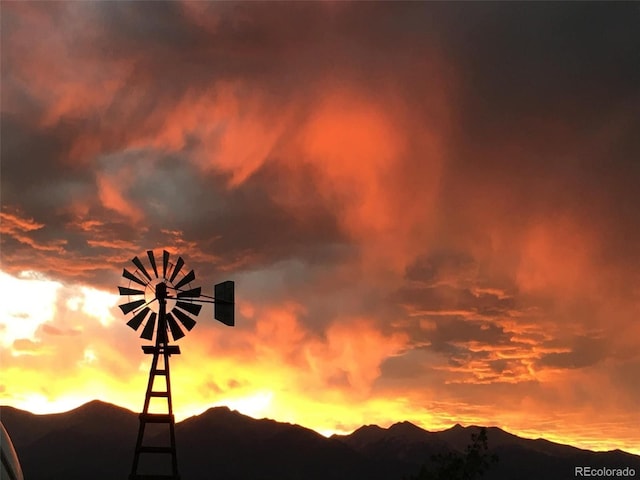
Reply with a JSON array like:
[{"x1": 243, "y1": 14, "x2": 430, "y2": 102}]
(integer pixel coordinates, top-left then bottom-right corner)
[
  {"x1": 379, "y1": 350, "x2": 429, "y2": 381},
  {"x1": 443, "y1": 2, "x2": 640, "y2": 141},
  {"x1": 430, "y1": 318, "x2": 507, "y2": 349},
  {"x1": 191, "y1": 160, "x2": 348, "y2": 271},
  {"x1": 537, "y1": 336, "x2": 608, "y2": 370},
  {"x1": 395, "y1": 284, "x2": 515, "y2": 319},
  {"x1": 405, "y1": 251, "x2": 477, "y2": 286},
  {"x1": 0, "y1": 115, "x2": 94, "y2": 210}
]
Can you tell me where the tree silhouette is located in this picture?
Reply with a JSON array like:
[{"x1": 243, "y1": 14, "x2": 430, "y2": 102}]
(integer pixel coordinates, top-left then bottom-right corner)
[{"x1": 407, "y1": 427, "x2": 499, "y2": 480}]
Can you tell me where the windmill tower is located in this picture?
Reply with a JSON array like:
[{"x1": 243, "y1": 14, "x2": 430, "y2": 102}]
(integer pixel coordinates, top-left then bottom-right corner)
[{"x1": 118, "y1": 250, "x2": 234, "y2": 480}]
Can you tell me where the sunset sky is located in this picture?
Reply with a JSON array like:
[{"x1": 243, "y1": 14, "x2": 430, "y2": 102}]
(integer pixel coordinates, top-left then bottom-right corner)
[{"x1": 1, "y1": 2, "x2": 639, "y2": 454}]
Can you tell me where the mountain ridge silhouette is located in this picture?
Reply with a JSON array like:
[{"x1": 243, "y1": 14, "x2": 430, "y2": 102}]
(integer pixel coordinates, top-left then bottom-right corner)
[{"x1": 2, "y1": 400, "x2": 638, "y2": 480}]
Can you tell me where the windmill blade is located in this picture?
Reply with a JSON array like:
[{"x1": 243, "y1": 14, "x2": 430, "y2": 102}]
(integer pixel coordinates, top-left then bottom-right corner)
[
  {"x1": 166, "y1": 312, "x2": 186, "y2": 340},
  {"x1": 176, "y1": 301, "x2": 202, "y2": 316},
  {"x1": 173, "y1": 308, "x2": 196, "y2": 331},
  {"x1": 126, "y1": 307, "x2": 150, "y2": 330},
  {"x1": 169, "y1": 257, "x2": 185, "y2": 283},
  {"x1": 118, "y1": 286, "x2": 145, "y2": 296},
  {"x1": 119, "y1": 299, "x2": 146, "y2": 315},
  {"x1": 140, "y1": 312, "x2": 157, "y2": 340},
  {"x1": 132, "y1": 256, "x2": 152, "y2": 281},
  {"x1": 162, "y1": 250, "x2": 170, "y2": 279},
  {"x1": 123, "y1": 268, "x2": 148, "y2": 287},
  {"x1": 174, "y1": 269, "x2": 195, "y2": 290},
  {"x1": 177, "y1": 287, "x2": 201, "y2": 298},
  {"x1": 147, "y1": 250, "x2": 159, "y2": 278}
]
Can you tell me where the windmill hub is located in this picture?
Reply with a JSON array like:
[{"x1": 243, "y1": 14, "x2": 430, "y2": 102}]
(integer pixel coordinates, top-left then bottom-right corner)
[
  {"x1": 156, "y1": 281, "x2": 167, "y2": 299},
  {"x1": 143, "y1": 280, "x2": 175, "y2": 313}
]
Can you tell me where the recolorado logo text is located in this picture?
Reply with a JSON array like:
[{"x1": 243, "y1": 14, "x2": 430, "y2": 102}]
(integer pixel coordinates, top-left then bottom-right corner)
[{"x1": 575, "y1": 466, "x2": 636, "y2": 477}]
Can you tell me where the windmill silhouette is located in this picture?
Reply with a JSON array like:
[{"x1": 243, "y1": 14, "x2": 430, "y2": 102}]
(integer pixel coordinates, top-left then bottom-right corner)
[{"x1": 118, "y1": 250, "x2": 234, "y2": 480}]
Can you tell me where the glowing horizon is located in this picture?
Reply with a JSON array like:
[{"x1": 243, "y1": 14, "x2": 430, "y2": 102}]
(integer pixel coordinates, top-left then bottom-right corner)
[{"x1": 1, "y1": 269, "x2": 638, "y2": 455}]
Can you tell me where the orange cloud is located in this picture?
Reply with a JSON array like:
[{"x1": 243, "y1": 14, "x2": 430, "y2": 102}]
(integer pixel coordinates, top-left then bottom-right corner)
[
  {"x1": 313, "y1": 318, "x2": 409, "y2": 394},
  {"x1": 516, "y1": 215, "x2": 599, "y2": 297},
  {"x1": 0, "y1": 210, "x2": 44, "y2": 232},
  {"x1": 96, "y1": 174, "x2": 144, "y2": 224},
  {"x1": 0, "y1": 209, "x2": 65, "y2": 253}
]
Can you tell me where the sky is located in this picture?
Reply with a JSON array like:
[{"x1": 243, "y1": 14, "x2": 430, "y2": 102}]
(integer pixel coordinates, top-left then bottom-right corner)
[{"x1": 1, "y1": 1, "x2": 639, "y2": 454}]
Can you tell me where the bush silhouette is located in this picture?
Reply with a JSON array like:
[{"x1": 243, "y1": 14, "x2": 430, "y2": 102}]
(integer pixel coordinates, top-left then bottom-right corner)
[{"x1": 407, "y1": 427, "x2": 499, "y2": 480}]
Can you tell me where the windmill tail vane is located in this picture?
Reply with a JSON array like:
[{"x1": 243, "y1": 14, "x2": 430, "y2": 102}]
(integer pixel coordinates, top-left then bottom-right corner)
[{"x1": 117, "y1": 249, "x2": 235, "y2": 480}]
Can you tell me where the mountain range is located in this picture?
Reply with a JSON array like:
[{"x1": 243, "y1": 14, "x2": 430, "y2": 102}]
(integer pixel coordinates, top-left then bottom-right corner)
[{"x1": 1, "y1": 400, "x2": 638, "y2": 480}]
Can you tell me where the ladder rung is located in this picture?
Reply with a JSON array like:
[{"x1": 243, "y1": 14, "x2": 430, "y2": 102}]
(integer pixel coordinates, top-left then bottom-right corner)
[
  {"x1": 138, "y1": 446, "x2": 175, "y2": 454},
  {"x1": 139, "y1": 413, "x2": 173, "y2": 423},
  {"x1": 153, "y1": 369, "x2": 167, "y2": 375},
  {"x1": 149, "y1": 391, "x2": 169, "y2": 397}
]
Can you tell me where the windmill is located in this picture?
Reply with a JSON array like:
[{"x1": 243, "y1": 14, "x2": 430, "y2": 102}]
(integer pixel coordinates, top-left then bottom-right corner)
[{"x1": 118, "y1": 250, "x2": 234, "y2": 480}]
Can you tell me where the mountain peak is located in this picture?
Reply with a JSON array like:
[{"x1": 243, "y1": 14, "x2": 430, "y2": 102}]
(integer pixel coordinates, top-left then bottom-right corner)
[
  {"x1": 385, "y1": 421, "x2": 436, "y2": 444},
  {"x1": 353, "y1": 424, "x2": 386, "y2": 434},
  {"x1": 68, "y1": 400, "x2": 136, "y2": 421},
  {"x1": 202, "y1": 405, "x2": 233, "y2": 415},
  {"x1": 388, "y1": 420, "x2": 429, "y2": 435},
  {"x1": 389, "y1": 420, "x2": 423, "y2": 430},
  {"x1": 336, "y1": 424, "x2": 388, "y2": 449},
  {"x1": 74, "y1": 399, "x2": 124, "y2": 411},
  {"x1": 180, "y1": 405, "x2": 243, "y2": 425}
]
